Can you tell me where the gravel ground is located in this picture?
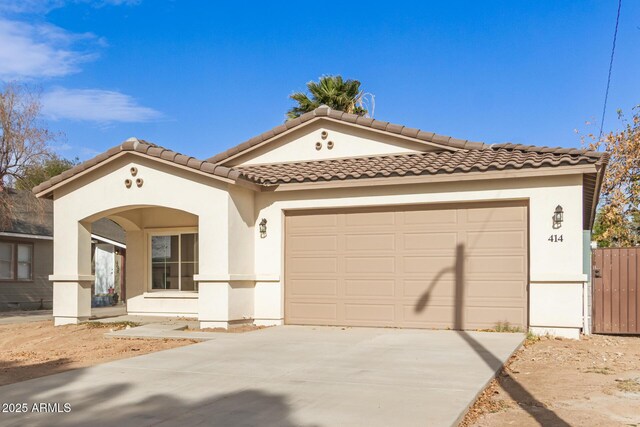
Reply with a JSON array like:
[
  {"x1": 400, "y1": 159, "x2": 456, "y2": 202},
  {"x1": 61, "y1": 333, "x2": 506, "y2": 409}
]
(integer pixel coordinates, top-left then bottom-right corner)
[
  {"x1": 0, "y1": 320, "x2": 195, "y2": 387},
  {"x1": 461, "y1": 334, "x2": 640, "y2": 426}
]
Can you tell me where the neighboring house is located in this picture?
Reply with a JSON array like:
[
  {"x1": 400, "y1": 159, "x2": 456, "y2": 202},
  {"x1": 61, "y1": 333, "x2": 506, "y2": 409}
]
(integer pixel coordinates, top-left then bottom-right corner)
[
  {"x1": 0, "y1": 191, "x2": 125, "y2": 311},
  {"x1": 34, "y1": 106, "x2": 608, "y2": 338}
]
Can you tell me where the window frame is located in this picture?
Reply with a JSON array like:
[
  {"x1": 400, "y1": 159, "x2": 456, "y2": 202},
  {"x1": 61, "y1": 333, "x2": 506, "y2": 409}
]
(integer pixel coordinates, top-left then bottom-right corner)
[
  {"x1": 0, "y1": 240, "x2": 34, "y2": 282},
  {"x1": 146, "y1": 228, "x2": 198, "y2": 292}
]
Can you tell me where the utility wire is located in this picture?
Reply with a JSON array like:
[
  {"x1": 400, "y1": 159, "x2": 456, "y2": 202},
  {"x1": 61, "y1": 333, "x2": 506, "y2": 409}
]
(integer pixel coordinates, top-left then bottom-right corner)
[{"x1": 598, "y1": 0, "x2": 622, "y2": 140}]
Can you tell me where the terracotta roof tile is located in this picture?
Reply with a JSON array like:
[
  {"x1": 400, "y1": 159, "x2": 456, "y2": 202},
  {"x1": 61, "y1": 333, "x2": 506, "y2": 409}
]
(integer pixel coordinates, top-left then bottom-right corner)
[
  {"x1": 206, "y1": 106, "x2": 604, "y2": 164},
  {"x1": 236, "y1": 148, "x2": 603, "y2": 186},
  {"x1": 32, "y1": 138, "x2": 250, "y2": 195}
]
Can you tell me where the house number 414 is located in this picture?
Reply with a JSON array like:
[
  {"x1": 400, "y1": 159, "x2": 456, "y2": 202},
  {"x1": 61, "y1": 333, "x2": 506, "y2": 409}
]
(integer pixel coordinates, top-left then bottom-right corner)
[{"x1": 548, "y1": 234, "x2": 564, "y2": 243}]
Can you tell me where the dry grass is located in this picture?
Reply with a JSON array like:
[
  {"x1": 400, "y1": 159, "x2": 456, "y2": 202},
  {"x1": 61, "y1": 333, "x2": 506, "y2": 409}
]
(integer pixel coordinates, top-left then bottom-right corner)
[
  {"x1": 0, "y1": 320, "x2": 195, "y2": 387},
  {"x1": 462, "y1": 334, "x2": 640, "y2": 426},
  {"x1": 616, "y1": 378, "x2": 640, "y2": 393}
]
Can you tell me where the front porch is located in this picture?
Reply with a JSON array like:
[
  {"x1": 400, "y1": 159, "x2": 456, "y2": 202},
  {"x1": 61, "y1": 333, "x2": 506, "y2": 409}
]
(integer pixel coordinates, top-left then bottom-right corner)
[
  {"x1": 44, "y1": 151, "x2": 282, "y2": 328},
  {"x1": 53, "y1": 203, "x2": 281, "y2": 328}
]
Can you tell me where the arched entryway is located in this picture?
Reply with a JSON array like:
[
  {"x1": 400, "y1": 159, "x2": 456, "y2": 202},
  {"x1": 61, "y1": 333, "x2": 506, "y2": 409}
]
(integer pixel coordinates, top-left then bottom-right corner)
[{"x1": 53, "y1": 204, "x2": 201, "y2": 325}]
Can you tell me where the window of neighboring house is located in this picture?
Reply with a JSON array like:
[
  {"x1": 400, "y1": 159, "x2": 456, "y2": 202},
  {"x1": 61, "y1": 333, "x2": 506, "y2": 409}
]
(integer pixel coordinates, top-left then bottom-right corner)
[
  {"x1": 0, "y1": 242, "x2": 33, "y2": 281},
  {"x1": 150, "y1": 233, "x2": 198, "y2": 291}
]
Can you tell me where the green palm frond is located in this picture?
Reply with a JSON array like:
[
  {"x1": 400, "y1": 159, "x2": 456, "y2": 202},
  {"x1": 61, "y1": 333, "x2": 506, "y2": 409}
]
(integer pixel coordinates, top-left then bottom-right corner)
[{"x1": 286, "y1": 75, "x2": 369, "y2": 120}]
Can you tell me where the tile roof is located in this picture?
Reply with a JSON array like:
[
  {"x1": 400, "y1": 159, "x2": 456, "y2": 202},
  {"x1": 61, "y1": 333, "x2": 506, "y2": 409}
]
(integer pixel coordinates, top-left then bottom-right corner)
[
  {"x1": 32, "y1": 110, "x2": 608, "y2": 198},
  {"x1": 1, "y1": 191, "x2": 124, "y2": 242},
  {"x1": 236, "y1": 147, "x2": 606, "y2": 186},
  {"x1": 33, "y1": 138, "x2": 246, "y2": 195},
  {"x1": 208, "y1": 105, "x2": 605, "y2": 164}
]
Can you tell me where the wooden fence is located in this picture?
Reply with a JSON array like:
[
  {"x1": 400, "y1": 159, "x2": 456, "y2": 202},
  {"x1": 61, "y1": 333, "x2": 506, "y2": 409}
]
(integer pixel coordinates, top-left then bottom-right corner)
[{"x1": 592, "y1": 248, "x2": 640, "y2": 334}]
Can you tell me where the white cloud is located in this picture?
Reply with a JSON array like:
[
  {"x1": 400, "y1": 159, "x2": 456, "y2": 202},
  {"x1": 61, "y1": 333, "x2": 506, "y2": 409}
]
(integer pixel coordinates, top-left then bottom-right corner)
[
  {"x1": 42, "y1": 87, "x2": 163, "y2": 123},
  {"x1": 0, "y1": 18, "x2": 98, "y2": 79},
  {"x1": 0, "y1": 0, "x2": 141, "y2": 14}
]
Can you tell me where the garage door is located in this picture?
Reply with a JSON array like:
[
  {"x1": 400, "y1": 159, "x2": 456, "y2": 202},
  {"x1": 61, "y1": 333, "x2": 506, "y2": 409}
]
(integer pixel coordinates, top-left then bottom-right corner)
[{"x1": 285, "y1": 202, "x2": 528, "y2": 330}]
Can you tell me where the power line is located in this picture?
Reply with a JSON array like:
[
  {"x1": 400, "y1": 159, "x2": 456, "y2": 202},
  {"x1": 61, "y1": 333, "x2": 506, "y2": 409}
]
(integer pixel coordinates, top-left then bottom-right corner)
[{"x1": 598, "y1": 0, "x2": 622, "y2": 140}]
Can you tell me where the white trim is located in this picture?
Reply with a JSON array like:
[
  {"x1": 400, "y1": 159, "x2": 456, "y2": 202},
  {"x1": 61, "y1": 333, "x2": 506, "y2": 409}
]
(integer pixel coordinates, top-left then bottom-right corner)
[
  {"x1": 146, "y1": 228, "x2": 199, "y2": 292},
  {"x1": 530, "y1": 273, "x2": 588, "y2": 282},
  {"x1": 144, "y1": 226, "x2": 198, "y2": 234},
  {"x1": 92, "y1": 234, "x2": 126, "y2": 249},
  {"x1": 0, "y1": 232, "x2": 53, "y2": 241},
  {"x1": 194, "y1": 274, "x2": 280, "y2": 282},
  {"x1": 142, "y1": 291, "x2": 198, "y2": 299},
  {"x1": 49, "y1": 274, "x2": 95, "y2": 282},
  {"x1": 265, "y1": 164, "x2": 597, "y2": 192}
]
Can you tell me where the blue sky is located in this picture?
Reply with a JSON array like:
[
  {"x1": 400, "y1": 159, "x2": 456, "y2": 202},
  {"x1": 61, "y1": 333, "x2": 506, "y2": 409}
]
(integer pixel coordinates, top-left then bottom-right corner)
[{"x1": 0, "y1": 0, "x2": 638, "y2": 161}]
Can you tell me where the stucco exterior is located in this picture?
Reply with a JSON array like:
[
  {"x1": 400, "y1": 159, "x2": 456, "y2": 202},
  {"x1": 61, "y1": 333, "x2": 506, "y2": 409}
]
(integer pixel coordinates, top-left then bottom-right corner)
[{"x1": 39, "y1": 117, "x2": 605, "y2": 339}]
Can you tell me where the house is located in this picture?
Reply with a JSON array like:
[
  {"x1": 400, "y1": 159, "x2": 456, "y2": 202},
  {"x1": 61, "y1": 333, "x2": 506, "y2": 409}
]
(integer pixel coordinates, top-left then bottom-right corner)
[
  {"x1": 0, "y1": 190, "x2": 126, "y2": 311},
  {"x1": 33, "y1": 106, "x2": 608, "y2": 338}
]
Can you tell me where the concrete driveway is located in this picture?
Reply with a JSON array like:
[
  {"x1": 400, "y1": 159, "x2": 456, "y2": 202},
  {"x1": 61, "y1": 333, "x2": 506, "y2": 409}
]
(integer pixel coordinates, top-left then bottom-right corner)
[{"x1": 0, "y1": 326, "x2": 523, "y2": 427}]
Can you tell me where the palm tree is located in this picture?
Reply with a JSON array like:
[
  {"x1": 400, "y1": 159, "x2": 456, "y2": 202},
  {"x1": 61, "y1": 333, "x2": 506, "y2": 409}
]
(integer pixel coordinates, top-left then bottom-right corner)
[{"x1": 287, "y1": 75, "x2": 372, "y2": 120}]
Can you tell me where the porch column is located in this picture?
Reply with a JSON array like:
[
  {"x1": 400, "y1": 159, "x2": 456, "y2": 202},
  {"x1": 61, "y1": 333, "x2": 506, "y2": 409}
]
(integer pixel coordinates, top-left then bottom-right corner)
[
  {"x1": 197, "y1": 278, "x2": 232, "y2": 328},
  {"x1": 196, "y1": 210, "x2": 232, "y2": 328},
  {"x1": 51, "y1": 220, "x2": 93, "y2": 326}
]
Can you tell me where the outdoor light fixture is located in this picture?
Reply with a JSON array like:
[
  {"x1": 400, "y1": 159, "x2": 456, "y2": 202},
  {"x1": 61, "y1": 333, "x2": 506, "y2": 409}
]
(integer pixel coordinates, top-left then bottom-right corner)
[
  {"x1": 553, "y1": 205, "x2": 564, "y2": 229},
  {"x1": 259, "y1": 218, "x2": 268, "y2": 238}
]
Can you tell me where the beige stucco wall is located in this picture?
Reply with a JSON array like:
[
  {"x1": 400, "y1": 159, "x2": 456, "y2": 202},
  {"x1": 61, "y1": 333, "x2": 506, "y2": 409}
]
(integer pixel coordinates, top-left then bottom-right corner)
[
  {"x1": 47, "y1": 128, "x2": 592, "y2": 337},
  {"x1": 226, "y1": 120, "x2": 436, "y2": 166},
  {"x1": 50, "y1": 153, "x2": 239, "y2": 324},
  {"x1": 251, "y1": 173, "x2": 587, "y2": 335}
]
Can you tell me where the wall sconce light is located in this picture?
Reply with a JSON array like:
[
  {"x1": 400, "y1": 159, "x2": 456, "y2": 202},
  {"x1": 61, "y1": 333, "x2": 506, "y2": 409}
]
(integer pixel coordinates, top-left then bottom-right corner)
[
  {"x1": 259, "y1": 218, "x2": 267, "y2": 238},
  {"x1": 553, "y1": 205, "x2": 564, "y2": 229}
]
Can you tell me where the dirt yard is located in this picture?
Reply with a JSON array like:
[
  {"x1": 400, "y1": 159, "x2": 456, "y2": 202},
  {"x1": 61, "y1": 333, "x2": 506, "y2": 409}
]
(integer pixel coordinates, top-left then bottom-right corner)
[
  {"x1": 0, "y1": 321, "x2": 195, "y2": 387},
  {"x1": 462, "y1": 334, "x2": 640, "y2": 426}
]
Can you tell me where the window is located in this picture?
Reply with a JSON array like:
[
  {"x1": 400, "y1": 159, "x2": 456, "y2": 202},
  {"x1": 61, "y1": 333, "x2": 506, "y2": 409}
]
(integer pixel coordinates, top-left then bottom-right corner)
[
  {"x1": 150, "y1": 233, "x2": 198, "y2": 291},
  {"x1": 0, "y1": 242, "x2": 33, "y2": 281}
]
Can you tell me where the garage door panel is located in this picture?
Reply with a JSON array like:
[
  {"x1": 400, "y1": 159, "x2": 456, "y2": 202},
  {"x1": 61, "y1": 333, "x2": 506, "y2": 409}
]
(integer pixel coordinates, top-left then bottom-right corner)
[
  {"x1": 402, "y1": 304, "x2": 455, "y2": 327},
  {"x1": 288, "y1": 214, "x2": 338, "y2": 229},
  {"x1": 403, "y1": 232, "x2": 458, "y2": 250},
  {"x1": 466, "y1": 306, "x2": 526, "y2": 329},
  {"x1": 403, "y1": 209, "x2": 457, "y2": 225},
  {"x1": 466, "y1": 231, "x2": 526, "y2": 250},
  {"x1": 345, "y1": 211, "x2": 396, "y2": 227},
  {"x1": 289, "y1": 257, "x2": 338, "y2": 274},
  {"x1": 404, "y1": 256, "x2": 456, "y2": 274},
  {"x1": 345, "y1": 304, "x2": 395, "y2": 322},
  {"x1": 288, "y1": 302, "x2": 337, "y2": 322},
  {"x1": 288, "y1": 235, "x2": 338, "y2": 252},
  {"x1": 288, "y1": 279, "x2": 338, "y2": 297},
  {"x1": 345, "y1": 234, "x2": 395, "y2": 251},
  {"x1": 466, "y1": 205, "x2": 526, "y2": 224},
  {"x1": 345, "y1": 257, "x2": 395, "y2": 273},
  {"x1": 285, "y1": 202, "x2": 528, "y2": 330},
  {"x1": 466, "y1": 256, "x2": 526, "y2": 275},
  {"x1": 402, "y1": 279, "x2": 455, "y2": 298},
  {"x1": 345, "y1": 280, "x2": 395, "y2": 297},
  {"x1": 466, "y1": 280, "x2": 526, "y2": 298}
]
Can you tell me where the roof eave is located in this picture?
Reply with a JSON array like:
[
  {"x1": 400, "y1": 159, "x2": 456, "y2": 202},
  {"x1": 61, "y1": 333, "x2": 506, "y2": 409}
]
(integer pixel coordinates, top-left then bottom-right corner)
[
  {"x1": 587, "y1": 154, "x2": 610, "y2": 230},
  {"x1": 209, "y1": 113, "x2": 485, "y2": 166},
  {"x1": 34, "y1": 150, "x2": 256, "y2": 199},
  {"x1": 255, "y1": 163, "x2": 598, "y2": 192}
]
